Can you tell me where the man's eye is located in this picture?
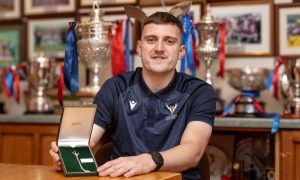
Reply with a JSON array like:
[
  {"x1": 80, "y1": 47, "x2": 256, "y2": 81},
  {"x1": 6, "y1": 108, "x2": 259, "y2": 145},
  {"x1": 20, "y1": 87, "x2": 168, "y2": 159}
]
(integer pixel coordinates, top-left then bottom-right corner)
[
  {"x1": 166, "y1": 39, "x2": 175, "y2": 45},
  {"x1": 147, "y1": 38, "x2": 156, "y2": 43}
]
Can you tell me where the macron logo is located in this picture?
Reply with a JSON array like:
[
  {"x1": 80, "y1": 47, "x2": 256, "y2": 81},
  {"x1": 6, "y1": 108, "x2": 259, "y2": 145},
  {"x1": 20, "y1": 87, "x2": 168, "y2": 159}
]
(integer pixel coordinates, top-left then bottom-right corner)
[{"x1": 129, "y1": 100, "x2": 137, "y2": 110}]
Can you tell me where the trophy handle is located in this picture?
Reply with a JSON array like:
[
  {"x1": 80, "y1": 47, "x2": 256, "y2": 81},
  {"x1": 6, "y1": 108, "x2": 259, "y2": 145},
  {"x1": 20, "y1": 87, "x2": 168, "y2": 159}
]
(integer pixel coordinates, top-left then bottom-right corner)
[
  {"x1": 124, "y1": 5, "x2": 148, "y2": 24},
  {"x1": 169, "y1": 1, "x2": 192, "y2": 17}
]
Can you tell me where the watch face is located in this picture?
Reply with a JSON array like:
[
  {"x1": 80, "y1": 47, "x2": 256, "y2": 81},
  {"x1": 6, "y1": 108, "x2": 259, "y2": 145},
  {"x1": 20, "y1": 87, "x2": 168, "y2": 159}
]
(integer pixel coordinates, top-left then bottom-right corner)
[{"x1": 206, "y1": 145, "x2": 229, "y2": 180}]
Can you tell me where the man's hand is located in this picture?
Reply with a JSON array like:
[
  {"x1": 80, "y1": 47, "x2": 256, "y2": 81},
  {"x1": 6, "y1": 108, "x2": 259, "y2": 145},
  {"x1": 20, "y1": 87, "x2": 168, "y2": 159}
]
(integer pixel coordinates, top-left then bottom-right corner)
[
  {"x1": 49, "y1": 141, "x2": 96, "y2": 171},
  {"x1": 49, "y1": 141, "x2": 62, "y2": 171},
  {"x1": 97, "y1": 153, "x2": 156, "y2": 177}
]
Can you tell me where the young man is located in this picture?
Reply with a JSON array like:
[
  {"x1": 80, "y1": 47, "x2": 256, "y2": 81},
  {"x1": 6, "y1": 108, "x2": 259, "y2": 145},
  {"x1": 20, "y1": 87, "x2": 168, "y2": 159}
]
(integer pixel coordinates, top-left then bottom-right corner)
[{"x1": 50, "y1": 12, "x2": 216, "y2": 179}]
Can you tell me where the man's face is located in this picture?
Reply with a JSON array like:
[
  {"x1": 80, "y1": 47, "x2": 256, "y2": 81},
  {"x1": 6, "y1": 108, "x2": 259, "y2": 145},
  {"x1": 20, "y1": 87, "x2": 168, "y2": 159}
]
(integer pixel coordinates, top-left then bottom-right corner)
[{"x1": 139, "y1": 23, "x2": 185, "y2": 74}]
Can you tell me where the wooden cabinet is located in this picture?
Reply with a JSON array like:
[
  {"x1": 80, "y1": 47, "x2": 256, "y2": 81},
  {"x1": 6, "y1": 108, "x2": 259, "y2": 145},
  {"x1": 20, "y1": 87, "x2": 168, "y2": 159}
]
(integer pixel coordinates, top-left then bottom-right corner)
[
  {"x1": 0, "y1": 124, "x2": 58, "y2": 165},
  {"x1": 278, "y1": 130, "x2": 300, "y2": 180}
]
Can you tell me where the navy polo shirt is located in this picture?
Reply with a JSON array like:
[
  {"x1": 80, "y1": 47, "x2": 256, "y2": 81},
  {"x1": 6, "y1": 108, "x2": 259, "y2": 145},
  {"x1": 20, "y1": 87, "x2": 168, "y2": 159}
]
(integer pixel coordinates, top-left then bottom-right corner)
[{"x1": 93, "y1": 67, "x2": 216, "y2": 161}]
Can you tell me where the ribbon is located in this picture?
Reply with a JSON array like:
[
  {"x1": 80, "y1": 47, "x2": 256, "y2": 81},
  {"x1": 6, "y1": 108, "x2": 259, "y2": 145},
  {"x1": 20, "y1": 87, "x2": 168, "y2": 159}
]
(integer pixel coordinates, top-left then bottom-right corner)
[
  {"x1": 124, "y1": 18, "x2": 131, "y2": 71},
  {"x1": 265, "y1": 57, "x2": 285, "y2": 100},
  {"x1": 221, "y1": 91, "x2": 280, "y2": 134},
  {"x1": 57, "y1": 64, "x2": 64, "y2": 106},
  {"x1": 64, "y1": 21, "x2": 79, "y2": 96},
  {"x1": 111, "y1": 21, "x2": 126, "y2": 76},
  {"x1": 191, "y1": 22, "x2": 199, "y2": 69},
  {"x1": 180, "y1": 15, "x2": 195, "y2": 76},
  {"x1": 218, "y1": 22, "x2": 226, "y2": 79}
]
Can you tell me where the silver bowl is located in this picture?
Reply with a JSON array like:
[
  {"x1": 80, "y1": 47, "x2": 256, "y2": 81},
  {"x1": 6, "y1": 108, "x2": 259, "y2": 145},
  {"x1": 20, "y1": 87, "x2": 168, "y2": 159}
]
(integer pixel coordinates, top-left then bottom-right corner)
[{"x1": 226, "y1": 67, "x2": 270, "y2": 92}]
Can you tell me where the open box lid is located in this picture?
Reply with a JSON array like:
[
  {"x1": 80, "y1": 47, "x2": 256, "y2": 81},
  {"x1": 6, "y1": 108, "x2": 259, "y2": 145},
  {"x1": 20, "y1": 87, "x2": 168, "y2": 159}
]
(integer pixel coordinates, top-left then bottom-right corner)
[{"x1": 57, "y1": 105, "x2": 97, "y2": 147}]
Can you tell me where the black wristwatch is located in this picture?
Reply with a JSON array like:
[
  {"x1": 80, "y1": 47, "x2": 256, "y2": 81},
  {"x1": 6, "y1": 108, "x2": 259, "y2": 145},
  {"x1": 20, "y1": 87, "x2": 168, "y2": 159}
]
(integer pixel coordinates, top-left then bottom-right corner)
[{"x1": 149, "y1": 152, "x2": 164, "y2": 171}]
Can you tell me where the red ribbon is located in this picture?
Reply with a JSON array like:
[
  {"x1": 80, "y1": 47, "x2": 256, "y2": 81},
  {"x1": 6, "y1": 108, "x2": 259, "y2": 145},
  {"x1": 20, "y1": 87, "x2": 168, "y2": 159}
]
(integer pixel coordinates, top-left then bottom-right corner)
[
  {"x1": 57, "y1": 64, "x2": 64, "y2": 106},
  {"x1": 273, "y1": 57, "x2": 285, "y2": 100},
  {"x1": 218, "y1": 22, "x2": 226, "y2": 79},
  {"x1": 111, "y1": 21, "x2": 126, "y2": 76}
]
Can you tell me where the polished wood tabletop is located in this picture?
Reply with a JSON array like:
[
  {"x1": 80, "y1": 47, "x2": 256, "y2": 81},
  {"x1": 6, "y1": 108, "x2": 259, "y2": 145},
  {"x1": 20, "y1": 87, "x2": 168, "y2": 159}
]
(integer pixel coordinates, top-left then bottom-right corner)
[{"x1": 0, "y1": 163, "x2": 181, "y2": 180}]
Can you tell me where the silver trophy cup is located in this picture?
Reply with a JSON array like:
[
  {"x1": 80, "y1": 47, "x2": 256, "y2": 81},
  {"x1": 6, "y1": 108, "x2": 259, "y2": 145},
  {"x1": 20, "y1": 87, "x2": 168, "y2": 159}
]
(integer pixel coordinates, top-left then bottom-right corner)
[
  {"x1": 196, "y1": 5, "x2": 219, "y2": 85},
  {"x1": 76, "y1": 1, "x2": 112, "y2": 94},
  {"x1": 280, "y1": 58, "x2": 300, "y2": 117},
  {"x1": 226, "y1": 67, "x2": 270, "y2": 116},
  {"x1": 26, "y1": 53, "x2": 54, "y2": 113}
]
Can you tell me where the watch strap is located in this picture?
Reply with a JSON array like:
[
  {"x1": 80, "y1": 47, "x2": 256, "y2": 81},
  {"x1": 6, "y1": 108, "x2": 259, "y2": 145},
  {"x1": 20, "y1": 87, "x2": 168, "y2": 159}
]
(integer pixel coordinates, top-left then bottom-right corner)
[{"x1": 149, "y1": 152, "x2": 164, "y2": 171}]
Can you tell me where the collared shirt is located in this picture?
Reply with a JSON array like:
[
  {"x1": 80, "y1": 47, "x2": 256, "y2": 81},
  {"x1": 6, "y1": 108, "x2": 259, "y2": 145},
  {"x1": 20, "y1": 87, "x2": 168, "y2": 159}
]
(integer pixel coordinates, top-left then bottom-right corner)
[{"x1": 94, "y1": 67, "x2": 216, "y2": 157}]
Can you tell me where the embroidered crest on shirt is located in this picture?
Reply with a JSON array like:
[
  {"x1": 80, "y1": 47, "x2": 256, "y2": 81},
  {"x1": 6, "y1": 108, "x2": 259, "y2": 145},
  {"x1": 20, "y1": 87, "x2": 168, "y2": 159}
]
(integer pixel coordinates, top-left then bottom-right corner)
[
  {"x1": 129, "y1": 100, "x2": 137, "y2": 110},
  {"x1": 166, "y1": 103, "x2": 178, "y2": 120}
]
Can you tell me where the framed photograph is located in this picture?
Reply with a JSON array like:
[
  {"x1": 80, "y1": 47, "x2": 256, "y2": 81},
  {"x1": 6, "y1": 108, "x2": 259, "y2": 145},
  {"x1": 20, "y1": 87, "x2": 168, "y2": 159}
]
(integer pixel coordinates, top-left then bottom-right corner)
[
  {"x1": 27, "y1": 18, "x2": 72, "y2": 59},
  {"x1": 141, "y1": 3, "x2": 202, "y2": 23},
  {"x1": 0, "y1": 25, "x2": 23, "y2": 67},
  {"x1": 0, "y1": 0, "x2": 21, "y2": 20},
  {"x1": 210, "y1": 0, "x2": 274, "y2": 56},
  {"x1": 277, "y1": 3, "x2": 300, "y2": 56},
  {"x1": 24, "y1": 0, "x2": 76, "y2": 16},
  {"x1": 80, "y1": 0, "x2": 136, "y2": 7},
  {"x1": 140, "y1": 0, "x2": 202, "y2": 6}
]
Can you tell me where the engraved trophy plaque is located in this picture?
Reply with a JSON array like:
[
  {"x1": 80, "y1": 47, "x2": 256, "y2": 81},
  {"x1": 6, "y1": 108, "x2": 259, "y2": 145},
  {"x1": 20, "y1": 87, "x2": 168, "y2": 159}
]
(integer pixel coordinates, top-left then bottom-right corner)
[
  {"x1": 76, "y1": 0, "x2": 112, "y2": 94},
  {"x1": 280, "y1": 58, "x2": 300, "y2": 118},
  {"x1": 196, "y1": 5, "x2": 219, "y2": 85},
  {"x1": 26, "y1": 52, "x2": 54, "y2": 113}
]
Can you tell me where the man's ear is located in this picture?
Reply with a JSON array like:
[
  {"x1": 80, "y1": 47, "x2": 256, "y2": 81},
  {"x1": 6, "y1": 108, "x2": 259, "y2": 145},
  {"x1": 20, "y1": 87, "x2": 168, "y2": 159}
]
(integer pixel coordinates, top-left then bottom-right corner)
[
  {"x1": 136, "y1": 40, "x2": 141, "y2": 56},
  {"x1": 178, "y1": 45, "x2": 186, "y2": 60}
]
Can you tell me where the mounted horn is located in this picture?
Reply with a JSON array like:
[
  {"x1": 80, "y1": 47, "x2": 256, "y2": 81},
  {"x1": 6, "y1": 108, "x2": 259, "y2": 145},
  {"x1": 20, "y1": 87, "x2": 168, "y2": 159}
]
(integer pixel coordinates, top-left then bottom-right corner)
[
  {"x1": 124, "y1": 5, "x2": 148, "y2": 24},
  {"x1": 169, "y1": 1, "x2": 192, "y2": 17}
]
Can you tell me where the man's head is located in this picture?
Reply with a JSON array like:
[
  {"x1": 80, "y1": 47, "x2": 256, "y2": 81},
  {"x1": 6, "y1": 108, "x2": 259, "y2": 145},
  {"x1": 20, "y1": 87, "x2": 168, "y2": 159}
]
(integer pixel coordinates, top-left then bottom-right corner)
[
  {"x1": 142, "y1": 12, "x2": 183, "y2": 41},
  {"x1": 138, "y1": 12, "x2": 186, "y2": 75}
]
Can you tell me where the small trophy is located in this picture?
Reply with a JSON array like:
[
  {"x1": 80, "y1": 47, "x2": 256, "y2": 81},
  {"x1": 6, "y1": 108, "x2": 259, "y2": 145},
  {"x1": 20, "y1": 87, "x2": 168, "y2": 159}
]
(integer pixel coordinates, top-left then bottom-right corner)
[
  {"x1": 26, "y1": 52, "x2": 54, "y2": 113},
  {"x1": 76, "y1": 0, "x2": 112, "y2": 94},
  {"x1": 195, "y1": 5, "x2": 219, "y2": 85}
]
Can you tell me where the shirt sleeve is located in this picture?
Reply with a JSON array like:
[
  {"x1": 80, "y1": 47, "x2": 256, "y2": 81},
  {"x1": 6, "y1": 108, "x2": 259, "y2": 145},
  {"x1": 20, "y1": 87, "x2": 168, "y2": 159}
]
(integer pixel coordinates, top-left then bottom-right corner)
[
  {"x1": 187, "y1": 83, "x2": 216, "y2": 127},
  {"x1": 93, "y1": 78, "x2": 118, "y2": 129}
]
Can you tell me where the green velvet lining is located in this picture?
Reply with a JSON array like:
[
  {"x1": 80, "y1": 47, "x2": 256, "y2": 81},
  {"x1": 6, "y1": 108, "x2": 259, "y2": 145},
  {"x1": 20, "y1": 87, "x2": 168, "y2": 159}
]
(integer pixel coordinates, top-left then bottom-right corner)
[{"x1": 59, "y1": 146, "x2": 98, "y2": 176}]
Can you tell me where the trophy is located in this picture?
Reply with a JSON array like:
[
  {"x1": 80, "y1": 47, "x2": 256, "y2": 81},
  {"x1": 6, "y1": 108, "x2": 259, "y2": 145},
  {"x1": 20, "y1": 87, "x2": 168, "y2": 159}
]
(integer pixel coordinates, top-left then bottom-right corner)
[
  {"x1": 195, "y1": 5, "x2": 219, "y2": 85},
  {"x1": 26, "y1": 52, "x2": 54, "y2": 113},
  {"x1": 280, "y1": 58, "x2": 300, "y2": 118},
  {"x1": 226, "y1": 67, "x2": 270, "y2": 116},
  {"x1": 76, "y1": 0, "x2": 112, "y2": 94}
]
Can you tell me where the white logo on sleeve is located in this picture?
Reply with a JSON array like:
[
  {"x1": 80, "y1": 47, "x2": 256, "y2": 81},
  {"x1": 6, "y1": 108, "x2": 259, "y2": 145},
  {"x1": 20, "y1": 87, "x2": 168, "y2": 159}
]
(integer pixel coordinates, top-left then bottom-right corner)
[{"x1": 129, "y1": 100, "x2": 137, "y2": 110}]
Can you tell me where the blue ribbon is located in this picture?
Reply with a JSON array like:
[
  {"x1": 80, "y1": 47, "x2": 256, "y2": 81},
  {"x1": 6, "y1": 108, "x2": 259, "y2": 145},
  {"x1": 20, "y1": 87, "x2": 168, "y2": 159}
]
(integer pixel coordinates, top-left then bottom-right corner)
[
  {"x1": 125, "y1": 18, "x2": 131, "y2": 71},
  {"x1": 241, "y1": 90, "x2": 260, "y2": 98},
  {"x1": 64, "y1": 22, "x2": 79, "y2": 95},
  {"x1": 265, "y1": 70, "x2": 274, "y2": 89},
  {"x1": 5, "y1": 71, "x2": 14, "y2": 96},
  {"x1": 262, "y1": 113, "x2": 280, "y2": 134},
  {"x1": 180, "y1": 15, "x2": 195, "y2": 76}
]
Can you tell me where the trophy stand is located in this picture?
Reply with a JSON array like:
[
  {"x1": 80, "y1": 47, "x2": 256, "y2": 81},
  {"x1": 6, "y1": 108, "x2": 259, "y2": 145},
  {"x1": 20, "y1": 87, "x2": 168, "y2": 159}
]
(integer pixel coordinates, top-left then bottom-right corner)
[
  {"x1": 196, "y1": 4, "x2": 223, "y2": 114},
  {"x1": 26, "y1": 52, "x2": 54, "y2": 114}
]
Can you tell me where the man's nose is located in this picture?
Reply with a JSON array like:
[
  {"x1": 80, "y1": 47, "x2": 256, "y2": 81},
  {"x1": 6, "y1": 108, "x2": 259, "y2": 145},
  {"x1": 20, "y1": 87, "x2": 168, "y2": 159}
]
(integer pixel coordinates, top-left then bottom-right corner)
[{"x1": 154, "y1": 40, "x2": 165, "y2": 52}]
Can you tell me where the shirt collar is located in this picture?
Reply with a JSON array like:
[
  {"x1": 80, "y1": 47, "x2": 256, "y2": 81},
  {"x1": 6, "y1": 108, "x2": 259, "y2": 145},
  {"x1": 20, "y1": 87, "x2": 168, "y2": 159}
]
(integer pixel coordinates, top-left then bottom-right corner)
[{"x1": 138, "y1": 68, "x2": 178, "y2": 98}]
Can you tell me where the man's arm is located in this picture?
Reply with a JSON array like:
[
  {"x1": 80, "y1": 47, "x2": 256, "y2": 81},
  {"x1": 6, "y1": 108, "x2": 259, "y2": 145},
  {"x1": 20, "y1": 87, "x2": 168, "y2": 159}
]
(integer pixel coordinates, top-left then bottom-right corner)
[
  {"x1": 160, "y1": 121, "x2": 212, "y2": 172},
  {"x1": 97, "y1": 120, "x2": 212, "y2": 177}
]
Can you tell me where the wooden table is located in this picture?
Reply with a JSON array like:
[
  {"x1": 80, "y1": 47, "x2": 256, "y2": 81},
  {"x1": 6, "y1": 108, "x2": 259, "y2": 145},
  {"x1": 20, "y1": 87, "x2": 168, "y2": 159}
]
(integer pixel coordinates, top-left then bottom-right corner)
[{"x1": 0, "y1": 163, "x2": 181, "y2": 180}]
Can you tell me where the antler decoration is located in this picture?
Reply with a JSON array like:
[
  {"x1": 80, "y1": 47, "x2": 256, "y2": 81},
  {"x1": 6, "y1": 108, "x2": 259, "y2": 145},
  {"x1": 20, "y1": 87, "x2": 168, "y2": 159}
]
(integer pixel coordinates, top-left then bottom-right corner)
[{"x1": 124, "y1": 1, "x2": 192, "y2": 23}]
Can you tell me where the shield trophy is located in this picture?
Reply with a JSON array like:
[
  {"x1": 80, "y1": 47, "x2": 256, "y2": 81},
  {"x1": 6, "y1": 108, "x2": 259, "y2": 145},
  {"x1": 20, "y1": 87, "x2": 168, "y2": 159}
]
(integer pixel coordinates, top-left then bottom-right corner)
[
  {"x1": 76, "y1": 0, "x2": 112, "y2": 95},
  {"x1": 26, "y1": 52, "x2": 54, "y2": 113}
]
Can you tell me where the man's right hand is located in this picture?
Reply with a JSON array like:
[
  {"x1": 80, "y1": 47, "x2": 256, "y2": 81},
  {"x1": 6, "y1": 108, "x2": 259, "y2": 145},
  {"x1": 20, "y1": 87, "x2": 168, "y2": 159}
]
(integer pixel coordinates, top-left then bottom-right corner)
[{"x1": 49, "y1": 141, "x2": 62, "y2": 171}]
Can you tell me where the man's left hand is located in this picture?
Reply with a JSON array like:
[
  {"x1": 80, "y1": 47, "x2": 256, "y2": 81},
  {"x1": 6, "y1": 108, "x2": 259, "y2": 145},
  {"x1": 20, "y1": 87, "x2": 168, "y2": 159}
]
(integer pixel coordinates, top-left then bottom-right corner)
[{"x1": 97, "y1": 153, "x2": 156, "y2": 177}]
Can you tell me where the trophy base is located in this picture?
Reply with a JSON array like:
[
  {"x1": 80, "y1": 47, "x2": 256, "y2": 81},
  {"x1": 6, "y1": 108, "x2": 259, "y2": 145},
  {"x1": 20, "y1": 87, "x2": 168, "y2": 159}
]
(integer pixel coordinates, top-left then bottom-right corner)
[
  {"x1": 281, "y1": 113, "x2": 300, "y2": 119},
  {"x1": 26, "y1": 96, "x2": 53, "y2": 114},
  {"x1": 234, "y1": 98, "x2": 265, "y2": 116},
  {"x1": 79, "y1": 85, "x2": 101, "y2": 95}
]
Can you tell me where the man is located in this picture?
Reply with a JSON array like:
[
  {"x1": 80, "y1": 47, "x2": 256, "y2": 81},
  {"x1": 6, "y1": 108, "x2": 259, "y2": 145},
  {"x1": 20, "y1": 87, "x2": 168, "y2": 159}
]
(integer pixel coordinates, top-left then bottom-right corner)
[{"x1": 50, "y1": 11, "x2": 216, "y2": 179}]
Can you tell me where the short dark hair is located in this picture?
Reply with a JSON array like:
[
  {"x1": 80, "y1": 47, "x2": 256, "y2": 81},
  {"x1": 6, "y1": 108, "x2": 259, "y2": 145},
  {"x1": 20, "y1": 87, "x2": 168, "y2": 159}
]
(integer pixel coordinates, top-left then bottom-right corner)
[{"x1": 142, "y1": 12, "x2": 183, "y2": 38}]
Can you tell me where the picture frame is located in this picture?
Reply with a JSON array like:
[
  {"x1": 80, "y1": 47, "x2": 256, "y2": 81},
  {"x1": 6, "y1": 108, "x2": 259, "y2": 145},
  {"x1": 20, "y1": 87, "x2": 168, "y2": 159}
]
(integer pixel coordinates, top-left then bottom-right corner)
[
  {"x1": 80, "y1": 0, "x2": 136, "y2": 7},
  {"x1": 0, "y1": 0, "x2": 21, "y2": 20},
  {"x1": 24, "y1": 0, "x2": 76, "y2": 16},
  {"x1": 141, "y1": 3, "x2": 202, "y2": 23},
  {"x1": 27, "y1": 18, "x2": 72, "y2": 59},
  {"x1": 276, "y1": 3, "x2": 300, "y2": 57},
  {"x1": 210, "y1": 0, "x2": 274, "y2": 56},
  {"x1": 140, "y1": 0, "x2": 202, "y2": 6},
  {"x1": 0, "y1": 25, "x2": 23, "y2": 67}
]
